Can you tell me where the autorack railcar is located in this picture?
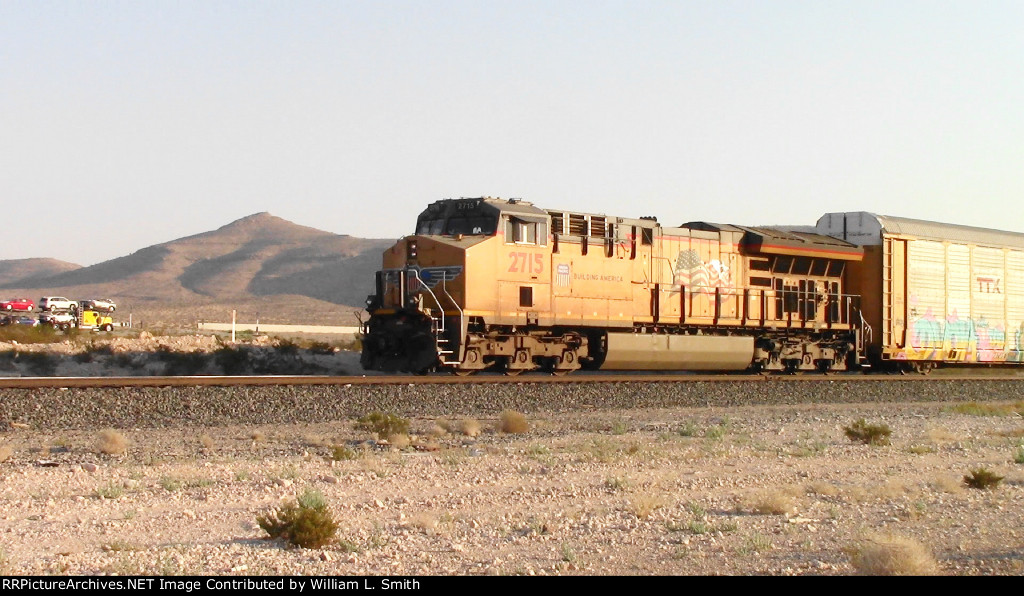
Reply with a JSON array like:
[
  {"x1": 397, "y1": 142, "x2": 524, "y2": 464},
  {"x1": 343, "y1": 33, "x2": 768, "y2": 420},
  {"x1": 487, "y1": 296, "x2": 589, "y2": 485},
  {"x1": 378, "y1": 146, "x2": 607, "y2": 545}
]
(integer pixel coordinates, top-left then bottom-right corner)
[{"x1": 816, "y1": 212, "x2": 1024, "y2": 372}]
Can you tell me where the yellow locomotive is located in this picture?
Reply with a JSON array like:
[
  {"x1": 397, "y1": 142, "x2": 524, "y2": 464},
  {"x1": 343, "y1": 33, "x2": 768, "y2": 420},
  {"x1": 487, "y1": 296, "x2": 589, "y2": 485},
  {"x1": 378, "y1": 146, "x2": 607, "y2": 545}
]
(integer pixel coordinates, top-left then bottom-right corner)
[{"x1": 361, "y1": 197, "x2": 865, "y2": 374}]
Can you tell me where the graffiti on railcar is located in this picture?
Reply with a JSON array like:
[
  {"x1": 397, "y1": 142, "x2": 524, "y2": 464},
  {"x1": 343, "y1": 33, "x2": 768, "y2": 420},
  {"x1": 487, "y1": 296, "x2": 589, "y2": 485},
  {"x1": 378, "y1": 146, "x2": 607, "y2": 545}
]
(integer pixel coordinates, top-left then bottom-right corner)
[{"x1": 899, "y1": 302, "x2": 1024, "y2": 363}]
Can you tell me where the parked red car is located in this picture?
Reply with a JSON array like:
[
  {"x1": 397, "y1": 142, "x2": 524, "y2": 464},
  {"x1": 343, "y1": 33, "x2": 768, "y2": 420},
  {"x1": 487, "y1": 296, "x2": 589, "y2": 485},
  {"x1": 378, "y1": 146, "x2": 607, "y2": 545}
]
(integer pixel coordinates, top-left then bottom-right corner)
[{"x1": 0, "y1": 298, "x2": 34, "y2": 312}]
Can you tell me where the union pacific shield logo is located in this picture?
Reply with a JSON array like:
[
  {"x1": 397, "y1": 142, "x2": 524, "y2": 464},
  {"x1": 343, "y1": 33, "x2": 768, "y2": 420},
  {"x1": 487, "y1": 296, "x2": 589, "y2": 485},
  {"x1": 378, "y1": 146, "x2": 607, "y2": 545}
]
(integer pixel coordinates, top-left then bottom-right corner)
[{"x1": 556, "y1": 263, "x2": 571, "y2": 287}]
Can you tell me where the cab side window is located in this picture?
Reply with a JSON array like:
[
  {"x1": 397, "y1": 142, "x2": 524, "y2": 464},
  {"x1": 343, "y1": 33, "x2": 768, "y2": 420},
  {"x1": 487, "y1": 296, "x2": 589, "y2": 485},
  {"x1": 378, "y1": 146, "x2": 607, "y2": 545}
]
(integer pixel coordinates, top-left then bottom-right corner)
[{"x1": 505, "y1": 217, "x2": 547, "y2": 246}]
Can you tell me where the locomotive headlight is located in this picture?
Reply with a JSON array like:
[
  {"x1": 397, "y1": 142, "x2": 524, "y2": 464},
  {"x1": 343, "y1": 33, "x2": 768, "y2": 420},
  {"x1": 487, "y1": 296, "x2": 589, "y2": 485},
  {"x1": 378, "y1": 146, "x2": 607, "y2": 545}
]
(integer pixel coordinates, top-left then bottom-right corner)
[{"x1": 407, "y1": 239, "x2": 418, "y2": 259}]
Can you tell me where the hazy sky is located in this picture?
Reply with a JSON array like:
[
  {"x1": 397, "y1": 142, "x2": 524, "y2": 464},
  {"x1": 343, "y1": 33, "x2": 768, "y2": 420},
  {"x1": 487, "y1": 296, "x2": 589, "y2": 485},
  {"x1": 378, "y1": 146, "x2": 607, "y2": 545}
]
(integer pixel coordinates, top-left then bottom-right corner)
[{"x1": 2, "y1": 1, "x2": 1022, "y2": 265}]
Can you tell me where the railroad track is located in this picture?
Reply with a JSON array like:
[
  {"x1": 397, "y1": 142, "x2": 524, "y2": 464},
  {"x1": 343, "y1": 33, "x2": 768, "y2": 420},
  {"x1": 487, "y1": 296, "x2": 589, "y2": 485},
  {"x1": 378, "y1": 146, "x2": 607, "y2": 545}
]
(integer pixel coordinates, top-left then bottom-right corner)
[{"x1": 2, "y1": 371, "x2": 1024, "y2": 389}]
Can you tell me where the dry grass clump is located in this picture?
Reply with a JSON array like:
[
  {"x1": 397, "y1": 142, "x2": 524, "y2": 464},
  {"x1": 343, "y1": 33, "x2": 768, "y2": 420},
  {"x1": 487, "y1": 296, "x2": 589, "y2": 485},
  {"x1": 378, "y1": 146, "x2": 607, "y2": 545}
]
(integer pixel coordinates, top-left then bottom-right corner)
[
  {"x1": 928, "y1": 475, "x2": 964, "y2": 494},
  {"x1": 434, "y1": 417, "x2": 482, "y2": 437},
  {"x1": 844, "y1": 419, "x2": 892, "y2": 446},
  {"x1": 257, "y1": 489, "x2": 338, "y2": 549},
  {"x1": 458, "y1": 418, "x2": 482, "y2": 437},
  {"x1": 407, "y1": 512, "x2": 439, "y2": 535},
  {"x1": 498, "y1": 410, "x2": 530, "y2": 434},
  {"x1": 848, "y1": 534, "x2": 939, "y2": 575},
  {"x1": 96, "y1": 429, "x2": 129, "y2": 456},
  {"x1": 946, "y1": 401, "x2": 1024, "y2": 417},
  {"x1": 628, "y1": 494, "x2": 668, "y2": 519},
  {"x1": 806, "y1": 481, "x2": 841, "y2": 498},
  {"x1": 747, "y1": 488, "x2": 798, "y2": 515},
  {"x1": 387, "y1": 433, "x2": 411, "y2": 449}
]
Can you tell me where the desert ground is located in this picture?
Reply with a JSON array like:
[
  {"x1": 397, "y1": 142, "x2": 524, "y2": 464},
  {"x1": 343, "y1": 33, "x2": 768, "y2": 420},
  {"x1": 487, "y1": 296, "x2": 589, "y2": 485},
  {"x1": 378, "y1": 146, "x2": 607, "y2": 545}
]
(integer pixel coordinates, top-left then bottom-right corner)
[{"x1": 0, "y1": 387, "x2": 1022, "y2": 576}]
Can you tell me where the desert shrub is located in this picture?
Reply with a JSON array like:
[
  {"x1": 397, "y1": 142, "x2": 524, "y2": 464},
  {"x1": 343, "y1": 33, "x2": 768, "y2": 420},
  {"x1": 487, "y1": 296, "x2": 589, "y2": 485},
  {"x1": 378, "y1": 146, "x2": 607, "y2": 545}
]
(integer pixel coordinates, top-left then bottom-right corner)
[
  {"x1": 498, "y1": 410, "x2": 530, "y2": 434},
  {"x1": 308, "y1": 341, "x2": 336, "y2": 355},
  {"x1": 355, "y1": 412, "x2": 410, "y2": 438},
  {"x1": 0, "y1": 324, "x2": 59, "y2": 345},
  {"x1": 274, "y1": 339, "x2": 299, "y2": 356},
  {"x1": 1014, "y1": 446, "x2": 1024, "y2": 465},
  {"x1": 96, "y1": 429, "x2": 129, "y2": 456},
  {"x1": 87, "y1": 343, "x2": 115, "y2": 357},
  {"x1": 93, "y1": 482, "x2": 124, "y2": 500},
  {"x1": 677, "y1": 421, "x2": 699, "y2": 437},
  {"x1": 605, "y1": 476, "x2": 630, "y2": 491},
  {"x1": 21, "y1": 352, "x2": 58, "y2": 376},
  {"x1": 844, "y1": 419, "x2": 892, "y2": 445},
  {"x1": 215, "y1": 346, "x2": 250, "y2": 375},
  {"x1": 156, "y1": 348, "x2": 208, "y2": 376},
  {"x1": 963, "y1": 467, "x2": 1004, "y2": 490},
  {"x1": 848, "y1": 534, "x2": 938, "y2": 575},
  {"x1": 331, "y1": 445, "x2": 360, "y2": 461},
  {"x1": 257, "y1": 489, "x2": 338, "y2": 549}
]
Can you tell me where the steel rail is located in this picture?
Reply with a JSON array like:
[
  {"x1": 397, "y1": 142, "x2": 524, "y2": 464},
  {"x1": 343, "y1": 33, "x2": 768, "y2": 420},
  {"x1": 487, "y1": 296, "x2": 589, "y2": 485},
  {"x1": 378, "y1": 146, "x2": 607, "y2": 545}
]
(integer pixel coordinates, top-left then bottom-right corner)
[{"x1": 1, "y1": 371, "x2": 1024, "y2": 389}]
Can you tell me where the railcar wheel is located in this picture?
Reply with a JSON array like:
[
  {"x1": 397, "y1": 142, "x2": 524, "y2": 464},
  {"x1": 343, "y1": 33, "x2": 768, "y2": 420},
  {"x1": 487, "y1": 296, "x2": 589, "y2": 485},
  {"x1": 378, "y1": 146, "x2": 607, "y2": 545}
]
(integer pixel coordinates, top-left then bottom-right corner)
[
  {"x1": 452, "y1": 369, "x2": 475, "y2": 377},
  {"x1": 913, "y1": 362, "x2": 936, "y2": 375}
]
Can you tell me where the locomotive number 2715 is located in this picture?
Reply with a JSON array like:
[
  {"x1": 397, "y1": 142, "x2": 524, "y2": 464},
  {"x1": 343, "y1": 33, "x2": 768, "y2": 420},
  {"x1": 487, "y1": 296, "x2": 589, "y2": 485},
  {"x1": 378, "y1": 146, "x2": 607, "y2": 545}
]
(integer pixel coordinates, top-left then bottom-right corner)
[{"x1": 508, "y1": 252, "x2": 544, "y2": 274}]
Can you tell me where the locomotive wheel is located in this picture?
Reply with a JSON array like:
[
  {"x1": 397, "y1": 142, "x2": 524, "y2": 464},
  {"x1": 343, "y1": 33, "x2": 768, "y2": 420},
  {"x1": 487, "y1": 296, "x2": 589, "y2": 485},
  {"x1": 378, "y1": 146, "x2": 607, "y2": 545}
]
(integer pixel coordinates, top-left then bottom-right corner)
[{"x1": 502, "y1": 349, "x2": 532, "y2": 375}]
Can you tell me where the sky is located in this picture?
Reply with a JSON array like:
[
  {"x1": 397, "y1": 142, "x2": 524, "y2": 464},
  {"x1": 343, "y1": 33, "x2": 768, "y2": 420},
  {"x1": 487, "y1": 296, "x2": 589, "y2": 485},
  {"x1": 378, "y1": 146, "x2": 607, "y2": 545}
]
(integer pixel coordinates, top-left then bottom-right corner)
[{"x1": 2, "y1": 0, "x2": 1022, "y2": 265}]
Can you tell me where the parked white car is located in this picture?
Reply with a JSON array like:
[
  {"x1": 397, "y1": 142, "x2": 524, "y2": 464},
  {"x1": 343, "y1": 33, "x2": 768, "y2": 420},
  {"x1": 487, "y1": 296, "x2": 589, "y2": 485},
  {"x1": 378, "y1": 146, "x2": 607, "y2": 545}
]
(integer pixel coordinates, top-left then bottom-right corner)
[{"x1": 39, "y1": 297, "x2": 78, "y2": 312}]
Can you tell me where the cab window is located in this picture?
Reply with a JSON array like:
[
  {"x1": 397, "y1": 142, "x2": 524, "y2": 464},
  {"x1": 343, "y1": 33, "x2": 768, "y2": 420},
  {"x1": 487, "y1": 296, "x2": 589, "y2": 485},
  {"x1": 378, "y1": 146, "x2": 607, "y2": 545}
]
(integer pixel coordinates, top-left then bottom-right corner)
[{"x1": 505, "y1": 217, "x2": 547, "y2": 246}]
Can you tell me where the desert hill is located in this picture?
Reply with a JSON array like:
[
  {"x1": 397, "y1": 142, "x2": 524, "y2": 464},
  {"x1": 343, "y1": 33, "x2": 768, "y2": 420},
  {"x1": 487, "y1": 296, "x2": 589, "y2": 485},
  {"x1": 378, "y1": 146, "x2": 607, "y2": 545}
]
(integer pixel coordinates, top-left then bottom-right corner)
[
  {"x1": 0, "y1": 258, "x2": 82, "y2": 288},
  {"x1": 0, "y1": 213, "x2": 394, "y2": 327}
]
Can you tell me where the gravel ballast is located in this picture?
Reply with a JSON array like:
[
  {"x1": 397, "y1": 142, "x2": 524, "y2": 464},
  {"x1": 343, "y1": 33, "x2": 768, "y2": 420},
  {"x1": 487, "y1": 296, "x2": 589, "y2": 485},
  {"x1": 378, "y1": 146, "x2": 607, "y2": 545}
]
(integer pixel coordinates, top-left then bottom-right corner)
[{"x1": 1, "y1": 378, "x2": 1022, "y2": 430}]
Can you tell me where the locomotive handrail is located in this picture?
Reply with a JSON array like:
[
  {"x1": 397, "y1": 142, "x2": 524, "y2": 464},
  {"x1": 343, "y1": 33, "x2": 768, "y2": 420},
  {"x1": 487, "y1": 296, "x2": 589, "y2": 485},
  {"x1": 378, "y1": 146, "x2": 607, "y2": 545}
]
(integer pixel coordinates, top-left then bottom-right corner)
[{"x1": 408, "y1": 270, "x2": 463, "y2": 365}]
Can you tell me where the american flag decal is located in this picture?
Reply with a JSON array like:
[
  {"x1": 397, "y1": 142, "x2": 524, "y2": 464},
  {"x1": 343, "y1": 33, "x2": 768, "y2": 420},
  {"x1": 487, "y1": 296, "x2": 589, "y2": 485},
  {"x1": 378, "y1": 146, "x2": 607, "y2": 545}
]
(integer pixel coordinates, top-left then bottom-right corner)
[
  {"x1": 556, "y1": 263, "x2": 571, "y2": 287},
  {"x1": 673, "y1": 250, "x2": 731, "y2": 294},
  {"x1": 674, "y1": 250, "x2": 706, "y2": 288}
]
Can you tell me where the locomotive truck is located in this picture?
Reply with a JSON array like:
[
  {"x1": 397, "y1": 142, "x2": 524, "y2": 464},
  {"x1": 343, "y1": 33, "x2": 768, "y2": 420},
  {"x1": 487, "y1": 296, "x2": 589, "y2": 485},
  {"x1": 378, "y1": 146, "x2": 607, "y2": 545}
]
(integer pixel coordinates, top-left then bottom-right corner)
[{"x1": 360, "y1": 198, "x2": 1024, "y2": 375}]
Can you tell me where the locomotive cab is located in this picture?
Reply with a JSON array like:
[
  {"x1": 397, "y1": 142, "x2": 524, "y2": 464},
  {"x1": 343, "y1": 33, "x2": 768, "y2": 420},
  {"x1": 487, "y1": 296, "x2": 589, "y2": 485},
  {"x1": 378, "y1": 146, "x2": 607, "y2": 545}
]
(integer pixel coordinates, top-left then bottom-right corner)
[{"x1": 361, "y1": 197, "x2": 551, "y2": 373}]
